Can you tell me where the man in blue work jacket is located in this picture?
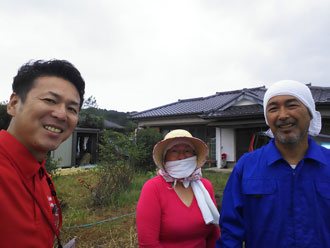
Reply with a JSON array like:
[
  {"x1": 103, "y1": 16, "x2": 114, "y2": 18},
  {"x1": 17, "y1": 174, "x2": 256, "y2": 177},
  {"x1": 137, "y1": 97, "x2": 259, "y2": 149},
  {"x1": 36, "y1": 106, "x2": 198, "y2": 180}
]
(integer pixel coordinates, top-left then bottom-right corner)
[{"x1": 216, "y1": 80, "x2": 330, "y2": 248}]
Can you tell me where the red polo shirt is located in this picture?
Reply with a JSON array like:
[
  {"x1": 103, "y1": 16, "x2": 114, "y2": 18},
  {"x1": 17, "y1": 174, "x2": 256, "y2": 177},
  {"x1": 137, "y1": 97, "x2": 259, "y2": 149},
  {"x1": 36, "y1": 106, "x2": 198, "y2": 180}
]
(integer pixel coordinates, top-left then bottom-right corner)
[{"x1": 0, "y1": 130, "x2": 59, "y2": 248}]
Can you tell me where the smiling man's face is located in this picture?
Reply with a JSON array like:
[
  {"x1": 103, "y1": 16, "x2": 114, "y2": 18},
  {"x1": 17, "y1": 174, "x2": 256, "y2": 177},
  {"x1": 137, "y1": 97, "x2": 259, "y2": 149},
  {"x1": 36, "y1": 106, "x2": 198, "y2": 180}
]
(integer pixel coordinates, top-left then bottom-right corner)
[
  {"x1": 7, "y1": 76, "x2": 80, "y2": 161},
  {"x1": 265, "y1": 95, "x2": 311, "y2": 145}
]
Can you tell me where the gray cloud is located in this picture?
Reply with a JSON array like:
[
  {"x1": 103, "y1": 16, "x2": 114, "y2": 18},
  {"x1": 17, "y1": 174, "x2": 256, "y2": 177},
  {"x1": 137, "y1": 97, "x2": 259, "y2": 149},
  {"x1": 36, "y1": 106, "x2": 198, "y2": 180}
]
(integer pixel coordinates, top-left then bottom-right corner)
[{"x1": 0, "y1": 0, "x2": 329, "y2": 112}]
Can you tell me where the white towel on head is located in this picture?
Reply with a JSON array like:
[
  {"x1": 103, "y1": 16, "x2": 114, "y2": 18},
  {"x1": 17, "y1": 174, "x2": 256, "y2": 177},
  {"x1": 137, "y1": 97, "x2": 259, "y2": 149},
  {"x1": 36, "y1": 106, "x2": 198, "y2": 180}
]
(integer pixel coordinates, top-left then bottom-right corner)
[{"x1": 263, "y1": 80, "x2": 322, "y2": 137}]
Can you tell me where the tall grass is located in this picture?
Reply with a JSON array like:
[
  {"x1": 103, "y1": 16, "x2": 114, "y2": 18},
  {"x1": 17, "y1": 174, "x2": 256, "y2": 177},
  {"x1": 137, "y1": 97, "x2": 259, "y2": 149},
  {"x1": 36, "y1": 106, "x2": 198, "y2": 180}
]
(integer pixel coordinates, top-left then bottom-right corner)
[{"x1": 54, "y1": 168, "x2": 231, "y2": 247}]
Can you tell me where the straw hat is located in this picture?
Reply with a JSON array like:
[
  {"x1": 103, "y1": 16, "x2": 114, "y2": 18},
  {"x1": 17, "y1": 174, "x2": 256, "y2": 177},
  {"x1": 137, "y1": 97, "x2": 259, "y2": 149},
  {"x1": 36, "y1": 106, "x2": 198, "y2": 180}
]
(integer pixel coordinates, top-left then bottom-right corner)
[{"x1": 153, "y1": 129, "x2": 209, "y2": 169}]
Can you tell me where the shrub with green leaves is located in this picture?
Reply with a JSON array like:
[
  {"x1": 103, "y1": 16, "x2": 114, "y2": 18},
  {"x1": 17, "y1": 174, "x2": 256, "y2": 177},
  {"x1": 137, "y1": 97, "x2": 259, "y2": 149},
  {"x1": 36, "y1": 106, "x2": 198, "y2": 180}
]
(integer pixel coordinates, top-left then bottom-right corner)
[
  {"x1": 83, "y1": 128, "x2": 161, "y2": 206},
  {"x1": 131, "y1": 128, "x2": 162, "y2": 172},
  {"x1": 78, "y1": 162, "x2": 133, "y2": 207},
  {"x1": 78, "y1": 110, "x2": 104, "y2": 130},
  {"x1": 95, "y1": 162, "x2": 133, "y2": 206},
  {"x1": 45, "y1": 153, "x2": 61, "y2": 179},
  {"x1": 98, "y1": 130, "x2": 133, "y2": 163},
  {"x1": 86, "y1": 130, "x2": 135, "y2": 206}
]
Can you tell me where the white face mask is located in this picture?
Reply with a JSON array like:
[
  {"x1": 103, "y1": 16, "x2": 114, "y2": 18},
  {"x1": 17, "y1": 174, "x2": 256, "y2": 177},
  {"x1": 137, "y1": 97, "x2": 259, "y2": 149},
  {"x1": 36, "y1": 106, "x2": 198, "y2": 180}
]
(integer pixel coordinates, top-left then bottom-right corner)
[{"x1": 164, "y1": 156, "x2": 197, "y2": 179}]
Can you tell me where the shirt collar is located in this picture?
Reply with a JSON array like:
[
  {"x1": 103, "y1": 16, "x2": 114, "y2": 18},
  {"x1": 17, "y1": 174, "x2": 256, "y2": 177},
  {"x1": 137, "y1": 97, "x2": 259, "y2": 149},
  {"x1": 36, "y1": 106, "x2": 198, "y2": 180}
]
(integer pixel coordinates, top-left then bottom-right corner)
[
  {"x1": 305, "y1": 136, "x2": 328, "y2": 165},
  {"x1": 0, "y1": 130, "x2": 45, "y2": 179},
  {"x1": 265, "y1": 139, "x2": 283, "y2": 166},
  {"x1": 265, "y1": 136, "x2": 327, "y2": 166}
]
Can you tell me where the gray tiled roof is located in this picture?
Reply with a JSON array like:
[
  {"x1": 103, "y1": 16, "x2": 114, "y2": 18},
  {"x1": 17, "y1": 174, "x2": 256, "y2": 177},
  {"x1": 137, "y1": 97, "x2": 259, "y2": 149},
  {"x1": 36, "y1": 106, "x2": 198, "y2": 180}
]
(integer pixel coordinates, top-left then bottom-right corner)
[
  {"x1": 204, "y1": 104, "x2": 264, "y2": 118},
  {"x1": 310, "y1": 85, "x2": 330, "y2": 102},
  {"x1": 131, "y1": 86, "x2": 266, "y2": 119},
  {"x1": 131, "y1": 84, "x2": 330, "y2": 120}
]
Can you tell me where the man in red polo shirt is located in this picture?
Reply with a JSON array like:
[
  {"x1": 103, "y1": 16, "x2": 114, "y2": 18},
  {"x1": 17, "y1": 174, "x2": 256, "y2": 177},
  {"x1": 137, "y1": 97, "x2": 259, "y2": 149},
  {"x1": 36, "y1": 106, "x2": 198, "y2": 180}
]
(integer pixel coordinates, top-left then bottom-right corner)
[{"x1": 0, "y1": 60, "x2": 85, "y2": 247}]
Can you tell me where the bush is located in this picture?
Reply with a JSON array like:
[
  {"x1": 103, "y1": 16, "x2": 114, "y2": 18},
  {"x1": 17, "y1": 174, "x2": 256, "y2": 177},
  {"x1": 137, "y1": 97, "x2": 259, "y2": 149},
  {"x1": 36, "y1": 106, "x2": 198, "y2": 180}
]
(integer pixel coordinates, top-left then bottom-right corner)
[
  {"x1": 131, "y1": 128, "x2": 162, "y2": 172},
  {"x1": 83, "y1": 128, "x2": 161, "y2": 207},
  {"x1": 95, "y1": 162, "x2": 133, "y2": 206},
  {"x1": 84, "y1": 130, "x2": 135, "y2": 207},
  {"x1": 78, "y1": 110, "x2": 104, "y2": 130},
  {"x1": 98, "y1": 128, "x2": 162, "y2": 172},
  {"x1": 98, "y1": 130, "x2": 132, "y2": 163},
  {"x1": 45, "y1": 153, "x2": 61, "y2": 179},
  {"x1": 78, "y1": 162, "x2": 133, "y2": 207}
]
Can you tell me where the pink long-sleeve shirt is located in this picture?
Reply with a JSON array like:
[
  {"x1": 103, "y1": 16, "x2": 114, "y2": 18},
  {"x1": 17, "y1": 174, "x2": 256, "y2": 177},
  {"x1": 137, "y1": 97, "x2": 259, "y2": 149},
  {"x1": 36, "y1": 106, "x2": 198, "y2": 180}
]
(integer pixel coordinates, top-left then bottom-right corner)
[{"x1": 136, "y1": 175, "x2": 220, "y2": 247}]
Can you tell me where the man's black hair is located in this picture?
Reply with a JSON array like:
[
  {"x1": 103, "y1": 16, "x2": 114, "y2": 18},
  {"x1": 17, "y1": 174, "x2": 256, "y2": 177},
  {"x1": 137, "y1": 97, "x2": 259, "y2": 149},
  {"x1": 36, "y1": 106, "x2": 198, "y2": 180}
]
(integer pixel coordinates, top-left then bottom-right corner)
[{"x1": 12, "y1": 59, "x2": 85, "y2": 108}]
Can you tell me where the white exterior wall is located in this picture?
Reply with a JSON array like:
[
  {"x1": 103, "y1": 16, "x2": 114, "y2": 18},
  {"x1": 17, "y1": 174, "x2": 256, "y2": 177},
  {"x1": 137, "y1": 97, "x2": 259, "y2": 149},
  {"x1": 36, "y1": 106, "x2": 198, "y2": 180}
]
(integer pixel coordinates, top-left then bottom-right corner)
[
  {"x1": 51, "y1": 134, "x2": 73, "y2": 168},
  {"x1": 216, "y1": 127, "x2": 235, "y2": 168},
  {"x1": 222, "y1": 128, "x2": 235, "y2": 163}
]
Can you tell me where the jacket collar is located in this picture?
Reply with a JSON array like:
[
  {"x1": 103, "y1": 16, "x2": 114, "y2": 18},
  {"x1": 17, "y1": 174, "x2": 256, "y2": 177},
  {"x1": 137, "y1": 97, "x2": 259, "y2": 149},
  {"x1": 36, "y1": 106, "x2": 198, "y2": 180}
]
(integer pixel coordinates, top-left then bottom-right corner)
[
  {"x1": 265, "y1": 136, "x2": 326, "y2": 166},
  {"x1": 305, "y1": 137, "x2": 328, "y2": 165}
]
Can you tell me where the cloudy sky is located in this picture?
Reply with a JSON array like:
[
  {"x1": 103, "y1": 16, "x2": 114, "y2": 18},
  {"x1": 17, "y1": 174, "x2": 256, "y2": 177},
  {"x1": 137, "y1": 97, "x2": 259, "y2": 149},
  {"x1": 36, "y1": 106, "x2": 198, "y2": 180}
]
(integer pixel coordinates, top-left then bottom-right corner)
[{"x1": 1, "y1": 0, "x2": 330, "y2": 112}]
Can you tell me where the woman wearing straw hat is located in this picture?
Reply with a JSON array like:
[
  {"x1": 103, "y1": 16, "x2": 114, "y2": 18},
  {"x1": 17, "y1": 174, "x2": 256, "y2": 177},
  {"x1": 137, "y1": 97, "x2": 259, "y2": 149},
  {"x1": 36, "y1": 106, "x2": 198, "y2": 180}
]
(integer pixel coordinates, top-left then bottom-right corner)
[{"x1": 136, "y1": 129, "x2": 220, "y2": 247}]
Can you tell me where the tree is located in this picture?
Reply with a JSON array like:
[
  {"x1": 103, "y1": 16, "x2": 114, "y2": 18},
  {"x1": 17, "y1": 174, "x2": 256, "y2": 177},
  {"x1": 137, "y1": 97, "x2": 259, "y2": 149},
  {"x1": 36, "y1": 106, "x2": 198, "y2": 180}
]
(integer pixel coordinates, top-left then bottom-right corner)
[
  {"x1": 82, "y1": 95, "x2": 98, "y2": 109},
  {"x1": 85, "y1": 130, "x2": 134, "y2": 206},
  {"x1": 132, "y1": 128, "x2": 163, "y2": 171},
  {"x1": 124, "y1": 120, "x2": 137, "y2": 132},
  {"x1": 98, "y1": 130, "x2": 132, "y2": 163},
  {"x1": 78, "y1": 110, "x2": 105, "y2": 130}
]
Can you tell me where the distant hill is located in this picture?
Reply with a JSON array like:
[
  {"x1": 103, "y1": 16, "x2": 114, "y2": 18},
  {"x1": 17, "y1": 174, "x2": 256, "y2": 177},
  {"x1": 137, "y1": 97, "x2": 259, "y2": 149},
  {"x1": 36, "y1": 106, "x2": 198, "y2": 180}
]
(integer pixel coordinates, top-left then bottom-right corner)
[{"x1": 78, "y1": 107, "x2": 136, "y2": 132}]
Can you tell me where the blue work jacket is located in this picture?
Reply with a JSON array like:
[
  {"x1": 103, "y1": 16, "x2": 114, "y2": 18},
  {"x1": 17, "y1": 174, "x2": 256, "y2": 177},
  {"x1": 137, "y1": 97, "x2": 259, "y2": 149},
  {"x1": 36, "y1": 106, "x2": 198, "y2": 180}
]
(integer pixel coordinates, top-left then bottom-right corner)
[{"x1": 216, "y1": 137, "x2": 330, "y2": 248}]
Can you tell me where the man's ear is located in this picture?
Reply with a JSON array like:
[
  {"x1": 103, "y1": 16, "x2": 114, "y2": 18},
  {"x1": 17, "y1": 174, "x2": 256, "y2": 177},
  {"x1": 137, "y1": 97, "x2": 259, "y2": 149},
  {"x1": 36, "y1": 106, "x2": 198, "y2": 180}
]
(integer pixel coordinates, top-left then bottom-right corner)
[{"x1": 7, "y1": 93, "x2": 20, "y2": 117}]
